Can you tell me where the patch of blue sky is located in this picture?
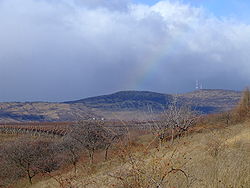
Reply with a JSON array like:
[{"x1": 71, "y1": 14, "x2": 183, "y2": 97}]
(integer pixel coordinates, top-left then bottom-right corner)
[{"x1": 133, "y1": 0, "x2": 250, "y2": 23}]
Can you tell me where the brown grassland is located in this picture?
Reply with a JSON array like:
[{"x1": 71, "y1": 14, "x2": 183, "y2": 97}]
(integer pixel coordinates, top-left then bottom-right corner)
[{"x1": 26, "y1": 122, "x2": 249, "y2": 188}]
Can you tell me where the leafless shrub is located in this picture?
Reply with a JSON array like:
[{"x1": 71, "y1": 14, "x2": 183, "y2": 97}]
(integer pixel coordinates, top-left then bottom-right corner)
[
  {"x1": 1, "y1": 137, "x2": 63, "y2": 185},
  {"x1": 152, "y1": 98, "x2": 199, "y2": 146},
  {"x1": 234, "y1": 87, "x2": 250, "y2": 121},
  {"x1": 206, "y1": 137, "x2": 226, "y2": 158},
  {"x1": 68, "y1": 120, "x2": 124, "y2": 164},
  {"x1": 108, "y1": 147, "x2": 190, "y2": 188}
]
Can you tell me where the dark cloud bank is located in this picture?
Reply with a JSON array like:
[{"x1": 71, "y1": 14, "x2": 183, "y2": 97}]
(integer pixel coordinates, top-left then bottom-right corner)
[{"x1": 0, "y1": 0, "x2": 249, "y2": 102}]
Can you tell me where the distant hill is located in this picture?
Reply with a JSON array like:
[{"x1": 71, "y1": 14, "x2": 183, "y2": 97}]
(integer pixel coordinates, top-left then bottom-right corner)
[
  {"x1": 66, "y1": 89, "x2": 241, "y2": 114},
  {"x1": 178, "y1": 89, "x2": 241, "y2": 113},
  {"x1": 0, "y1": 102, "x2": 101, "y2": 122},
  {"x1": 66, "y1": 91, "x2": 173, "y2": 111},
  {"x1": 0, "y1": 89, "x2": 242, "y2": 122}
]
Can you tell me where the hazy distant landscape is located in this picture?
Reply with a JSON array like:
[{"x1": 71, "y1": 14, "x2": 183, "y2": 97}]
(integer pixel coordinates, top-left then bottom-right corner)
[{"x1": 0, "y1": 89, "x2": 241, "y2": 122}]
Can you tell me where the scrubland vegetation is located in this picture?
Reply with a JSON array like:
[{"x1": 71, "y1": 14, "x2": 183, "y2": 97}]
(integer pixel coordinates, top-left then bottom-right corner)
[{"x1": 0, "y1": 89, "x2": 250, "y2": 188}]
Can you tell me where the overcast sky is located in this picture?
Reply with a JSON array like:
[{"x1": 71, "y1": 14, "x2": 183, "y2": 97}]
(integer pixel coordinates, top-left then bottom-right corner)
[{"x1": 0, "y1": 0, "x2": 250, "y2": 102}]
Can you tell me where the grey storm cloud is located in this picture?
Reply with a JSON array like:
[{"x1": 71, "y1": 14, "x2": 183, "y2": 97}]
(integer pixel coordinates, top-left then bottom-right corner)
[{"x1": 0, "y1": 0, "x2": 250, "y2": 101}]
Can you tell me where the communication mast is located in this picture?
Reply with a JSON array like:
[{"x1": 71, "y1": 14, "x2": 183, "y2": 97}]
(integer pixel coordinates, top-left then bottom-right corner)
[
  {"x1": 196, "y1": 80, "x2": 199, "y2": 90},
  {"x1": 196, "y1": 80, "x2": 203, "y2": 90}
]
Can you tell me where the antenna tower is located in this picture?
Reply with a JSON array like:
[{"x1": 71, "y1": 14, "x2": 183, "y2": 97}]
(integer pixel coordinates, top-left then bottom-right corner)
[{"x1": 196, "y1": 80, "x2": 199, "y2": 90}]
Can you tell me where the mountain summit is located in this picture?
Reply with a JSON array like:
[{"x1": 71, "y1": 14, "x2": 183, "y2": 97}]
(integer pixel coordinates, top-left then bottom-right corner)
[{"x1": 66, "y1": 91, "x2": 172, "y2": 111}]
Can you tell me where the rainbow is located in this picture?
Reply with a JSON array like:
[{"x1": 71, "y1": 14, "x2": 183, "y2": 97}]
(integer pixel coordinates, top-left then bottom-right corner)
[{"x1": 125, "y1": 38, "x2": 178, "y2": 89}]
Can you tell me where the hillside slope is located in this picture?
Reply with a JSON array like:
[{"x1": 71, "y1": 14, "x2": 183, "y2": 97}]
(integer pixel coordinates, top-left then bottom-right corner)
[
  {"x1": 0, "y1": 102, "x2": 100, "y2": 122},
  {"x1": 29, "y1": 122, "x2": 250, "y2": 188}
]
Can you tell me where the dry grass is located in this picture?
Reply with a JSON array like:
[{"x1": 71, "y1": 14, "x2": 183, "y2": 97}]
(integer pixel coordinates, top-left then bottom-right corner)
[
  {"x1": 28, "y1": 122, "x2": 250, "y2": 188},
  {"x1": 0, "y1": 133, "x2": 19, "y2": 143}
]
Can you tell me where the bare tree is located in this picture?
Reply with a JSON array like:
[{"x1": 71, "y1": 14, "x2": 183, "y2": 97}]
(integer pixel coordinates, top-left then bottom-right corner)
[
  {"x1": 152, "y1": 98, "x2": 199, "y2": 145},
  {"x1": 36, "y1": 141, "x2": 64, "y2": 175},
  {"x1": 1, "y1": 137, "x2": 62, "y2": 185},
  {"x1": 58, "y1": 135, "x2": 83, "y2": 174},
  {"x1": 0, "y1": 143, "x2": 23, "y2": 187},
  {"x1": 68, "y1": 120, "x2": 122, "y2": 164},
  {"x1": 102, "y1": 127, "x2": 124, "y2": 161}
]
